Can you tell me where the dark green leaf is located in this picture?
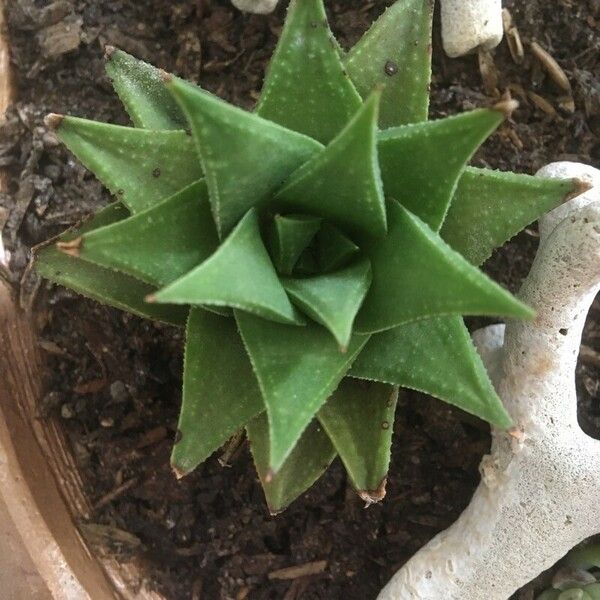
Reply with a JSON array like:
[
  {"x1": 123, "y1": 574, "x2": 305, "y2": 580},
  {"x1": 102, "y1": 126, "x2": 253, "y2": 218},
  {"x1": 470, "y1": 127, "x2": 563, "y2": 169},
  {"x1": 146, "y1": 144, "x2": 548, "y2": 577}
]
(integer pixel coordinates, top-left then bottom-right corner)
[
  {"x1": 247, "y1": 414, "x2": 336, "y2": 514},
  {"x1": 268, "y1": 214, "x2": 322, "y2": 275},
  {"x1": 105, "y1": 48, "x2": 187, "y2": 130},
  {"x1": 34, "y1": 204, "x2": 187, "y2": 326},
  {"x1": 283, "y1": 258, "x2": 372, "y2": 349},
  {"x1": 344, "y1": 0, "x2": 433, "y2": 128},
  {"x1": 166, "y1": 76, "x2": 322, "y2": 236},
  {"x1": 50, "y1": 116, "x2": 202, "y2": 213},
  {"x1": 378, "y1": 108, "x2": 505, "y2": 231},
  {"x1": 171, "y1": 308, "x2": 264, "y2": 476},
  {"x1": 152, "y1": 209, "x2": 303, "y2": 325},
  {"x1": 351, "y1": 316, "x2": 511, "y2": 427},
  {"x1": 356, "y1": 200, "x2": 534, "y2": 333},
  {"x1": 441, "y1": 167, "x2": 579, "y2": 265},
  {"x1": 236, "y1": 312, "x2": 369, "y2": 472},
  {"x1": 276, "y1": 92, "x2": 386, "y2": 239},
  {"x1": 256, "y1": 0, "x2": 361, "y2": 144},
  {"x1": 318, "y1": 379, "x2": 397, "y2": 501},
  {"x1": 316, "y1": 223, "x2": 360, "y2": 271},
  {"x1": 79, "y1": 180, "x2": 217, "y2": 286}
]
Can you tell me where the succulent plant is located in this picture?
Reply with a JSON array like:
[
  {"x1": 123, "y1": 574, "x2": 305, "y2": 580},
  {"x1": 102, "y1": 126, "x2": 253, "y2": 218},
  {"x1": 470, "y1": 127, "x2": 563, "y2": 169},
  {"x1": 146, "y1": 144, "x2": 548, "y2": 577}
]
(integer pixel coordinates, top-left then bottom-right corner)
[
  {"x1": 537, "y1": 544, "x2": 600, "y2": 600},
  {"x1": 36, "y1": 0, "x2": 581, "y2": 513}
]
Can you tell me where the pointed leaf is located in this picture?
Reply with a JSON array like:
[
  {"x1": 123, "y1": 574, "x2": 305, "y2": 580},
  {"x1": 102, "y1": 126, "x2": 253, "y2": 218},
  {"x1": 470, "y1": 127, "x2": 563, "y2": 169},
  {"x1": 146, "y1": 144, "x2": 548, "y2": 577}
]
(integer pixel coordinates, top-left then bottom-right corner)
[
  {"x1": 356, "y1": 200, "x2": 534, "y2": 334},
  {"x1": 318, "y1": 379, "x2": 397, "y2": 501},
  {"x1": 268, "y1": 214, "x2": 322, "y2": 275},
  {"x1": 152, "y1": 209, "x2": 303, "y2": 325},
  {"x1": 344, "y1": 0, "x2": 433, "y2": 128},
  {"x1": 171, "y1": 308, "x2": 264, "y2": 476},
  {"x1": 79, "y1": 180, "x2": 217, "y2": 286},
  {"x1": 34, "y1": 204, "x2": 188, "y2": 326},
  {"x1": 316, "y1": 223, "x2": 360, "y2": 271},
  {"x1": 441, "y1": 167, "x2": 580, "y2": 265},
  {"x1": 236, "y1": 312, "x2": 370, "y2": 472},
  {"x1": 351, "y1": 316, "x2": 511, "y2": 427},
  {"x1": 105, "y1": 48, "x2": 187, "y2": 130},
  {"x1": 166, "y1": 77, "x2": 322, "y2": 236},
  {"x1": 378, "y1": 108, "x2": 505, "y2": 231},
  {"x1": 276, "y1": 92, "x2": 386, "y2": 239},
  {"x1": 48, "y1": 116, "x2": 203, "y2": 213},
  {"x1": 283, "y1": 258, "x2": 372, "y2": 349},
  {"x1": 247, "y1": 414, "x2": 336, "y2": 514},
  {"x1": 256, "y1": 0, "x2": 361, "y2": 144}
]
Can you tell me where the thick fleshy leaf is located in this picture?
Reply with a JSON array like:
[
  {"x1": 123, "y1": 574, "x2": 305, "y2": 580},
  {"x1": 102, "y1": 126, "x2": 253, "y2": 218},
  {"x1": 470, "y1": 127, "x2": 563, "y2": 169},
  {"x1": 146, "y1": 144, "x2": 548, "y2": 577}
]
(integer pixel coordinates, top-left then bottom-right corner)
[
  {"x1": 318, "y1": 379, "x2": 398, "y2": 502},
  {"x1": 79, "y1": 180, "x2": 217, "y2": 286},
  {"x1": 171, "y1": 308, "x2": 264, "y2": 476},
  {"x1": 236, "y1": 312, "x2": 370, "y2": 472},
  {"x1": 34, "y1": 204, "x2": 187, "y2": 326},
  {"x1": 442, "y1": 167, "x2": 580, "y2": 265},
  {"x1": 283, "y1": 258, "x2": 372, "y2": 350},
  {"x1": 268, "y1": 214, "x2": 322, "y2": 275},
  {"x1": 48, "y1": 116, "x2": 202, "y2": 213},
  {"x1": 256, "y1": 0, "x2": 361, "y2": 144},
  {"x1": 105, "y1": 48, "x2": 187, "y2": 130},
  {"x1": 356, "y1": 200, "x2": 534, "y2": 333},
  {"x1": 276, "y1": 92, "x2": 386, "y2": 239},
  {"x1": 151, "y1": 209, "x2": 303, "y2": 325},
  {"x1": 316, "y1": 223, "x2": 360, "y2": 271},
  {"x1": 351, "y1": 316, "x2": 512, "y2": 427},
  {"x1": 247, "y1": 414, "x2": 336, "y2": 514},
  {"x1": 166, "y1": 76, "x2": 322, "y2": 236},
  {"x1": 344, "y1": 0, "x2": 433, "y2": 128},
  {"x1": 378, "y1": 108, "x2": 505, "y2": 231}
]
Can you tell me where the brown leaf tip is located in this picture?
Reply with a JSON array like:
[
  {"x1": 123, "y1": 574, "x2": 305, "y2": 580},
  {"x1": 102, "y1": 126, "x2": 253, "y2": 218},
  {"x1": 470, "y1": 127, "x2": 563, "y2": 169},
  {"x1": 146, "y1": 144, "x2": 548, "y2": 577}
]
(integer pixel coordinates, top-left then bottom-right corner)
[
  {"x1": 44, "y1": 113, "x2": 64, "y2": 130},
  {"x1": 358, "y1": 478, "x2": 387, "y2": 507},
  {"x1": 56, "y1": 236, "x2": 82, "y2": 258},
  {"x1": 159, "y1": 69, "x2": 173, "y2": 83},
  {"x1": 103, "y1": 45, "x2": 116, "y2": 60},
  {"x1": 566, "y1": 177, "x2": 594, "y2": 202},
  {"x1": 172, "y1": 464, "x2": 187, "y2": 480},
  {"x1": 493, "y1": 96, "x2": 519, "y2": 119}
]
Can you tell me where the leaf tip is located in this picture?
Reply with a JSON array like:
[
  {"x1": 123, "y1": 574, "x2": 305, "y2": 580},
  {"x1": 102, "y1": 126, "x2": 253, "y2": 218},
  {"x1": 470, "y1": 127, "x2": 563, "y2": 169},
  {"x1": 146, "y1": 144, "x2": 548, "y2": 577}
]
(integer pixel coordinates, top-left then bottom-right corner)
[
  {"x1": 566, "y1": 177, "x2": 593, "y2": 202},
  {"x1": 56, "y1": 236, "x2": 82, "y2": 258},
  {"x1": 44, "y1": 113, "x2": 64, "y2": 130},
  {"x1": 492, "y1": 96, "x2": 519, "y2": 119},
  {"x1": 103, "y1": 44, "x2": 116, "y2": 60},
  {"x1": 144, "y1": 293, "x2": 157, "y2": 303},
  {"x1": 171, "y1": 464, "x2": 188, "y2": 480},
  {"x1": 357, "y1": 478, "x2": 387, "y2": 507}
]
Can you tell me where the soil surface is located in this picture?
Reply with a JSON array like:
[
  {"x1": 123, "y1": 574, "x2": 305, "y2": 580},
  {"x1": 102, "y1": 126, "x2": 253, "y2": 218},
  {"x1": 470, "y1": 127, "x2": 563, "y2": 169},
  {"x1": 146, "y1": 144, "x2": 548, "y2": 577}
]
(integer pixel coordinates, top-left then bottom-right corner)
[{"x1": 2, "y1": 1, "x2": 599, "y2": 599}]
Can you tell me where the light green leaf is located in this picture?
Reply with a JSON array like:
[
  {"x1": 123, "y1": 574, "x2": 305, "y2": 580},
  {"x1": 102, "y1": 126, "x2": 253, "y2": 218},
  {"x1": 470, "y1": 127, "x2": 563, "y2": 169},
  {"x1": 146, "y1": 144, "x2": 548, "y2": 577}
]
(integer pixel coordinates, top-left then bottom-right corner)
[
  {"x1": 78, "y1": 180, "x2": 217, "y2": 287},
  {"x1": 318, "y1": 379, "x2": 397, "y2": 501},
  {"x1": 584, "y1": 584, "x2": 600, "y2": 600},
  {"x1": 166, "y1": 76, "x2": 322, "y2": 236},
  {"x1": 378, "y1": 108, "x2": 505, "y2": 231},
  {"x1": 268, "y1": 214, "x2": 322, "y2": 275},
  {"x1": 236, "y1": 312, "x2": 370, "y2": 472},
  {"x1": 351, "y1": 315, "x2": 511, "y2": 427},
  {"x1": 105, "y1": 48, "x2": 187, "y2": 130},
  {"x1": 283, "y1": 258, "x2": 372, "y2": 350},
  {"x1": 276, "y1": 92, "x2": 386, "y2": 239},
  {"x1": 256, "y1": 0, "x2": 361, "y2": 144},
  {"x1": 565, "y1": 544, "x2": 600, "y2": 570},
  {"x1": 442, "y1": 167, "x2": 580, "y2": 265},
  {"x1": 152, "y1": 209, "x2": 303, "y2": 325},
  {"x1": 356, "y1": 200, "x2": 534, "y2": 334},
  {"x1": 536, "y1": 592, "x2": 561, "y2": 600},
  {"x1": 171, "y1": 308, "x2": 264, "y2": 476},
  {"x1": 34, "y1": 204, "x2": 187, "y2": 326},
  {"x1": 49, "y1": 116, "x2": 202, "y2": 214},
  {"x1": 344, "y1": 0, "x2": 433, "y2": 128},
  {"x1": 247, "y1": 414, "x2": 336, "y2": 514},
  {"x1": 316, "y1": 223, "x2": 360, "y2": 271}
]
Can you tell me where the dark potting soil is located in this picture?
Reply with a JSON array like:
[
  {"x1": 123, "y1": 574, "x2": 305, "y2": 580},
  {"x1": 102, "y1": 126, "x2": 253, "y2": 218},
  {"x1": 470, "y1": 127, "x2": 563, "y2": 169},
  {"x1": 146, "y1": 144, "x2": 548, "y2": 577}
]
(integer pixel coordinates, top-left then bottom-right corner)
[{"x1": 1, "y1": 0, "x2": 599, "y2": 598}]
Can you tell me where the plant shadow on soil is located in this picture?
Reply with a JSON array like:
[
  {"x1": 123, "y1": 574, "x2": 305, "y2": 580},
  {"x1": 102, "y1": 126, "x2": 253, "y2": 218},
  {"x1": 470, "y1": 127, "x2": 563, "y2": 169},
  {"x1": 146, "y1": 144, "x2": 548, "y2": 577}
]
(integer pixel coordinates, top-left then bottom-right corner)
[{"x1": 2, "y1": 0, "x2": 599, "y2": 598}]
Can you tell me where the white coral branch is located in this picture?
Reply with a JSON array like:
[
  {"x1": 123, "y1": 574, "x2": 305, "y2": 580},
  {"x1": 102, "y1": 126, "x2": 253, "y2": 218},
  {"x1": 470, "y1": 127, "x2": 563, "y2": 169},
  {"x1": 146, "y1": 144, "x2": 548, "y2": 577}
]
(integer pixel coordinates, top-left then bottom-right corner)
[{"x1": 378, "y1": 162, "x2": 600, "y2": 600}]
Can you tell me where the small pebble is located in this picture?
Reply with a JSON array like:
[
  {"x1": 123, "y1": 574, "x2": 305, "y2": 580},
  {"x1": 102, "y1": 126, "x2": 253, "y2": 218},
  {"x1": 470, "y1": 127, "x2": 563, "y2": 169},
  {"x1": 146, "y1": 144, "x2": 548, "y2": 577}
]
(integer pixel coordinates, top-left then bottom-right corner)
[
  {"x1": 61, "y1": 403, "x2": 75, "y2": 419},
  {"x1": 110, "y1": 380, "x2": 129, "y2": 403}
]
